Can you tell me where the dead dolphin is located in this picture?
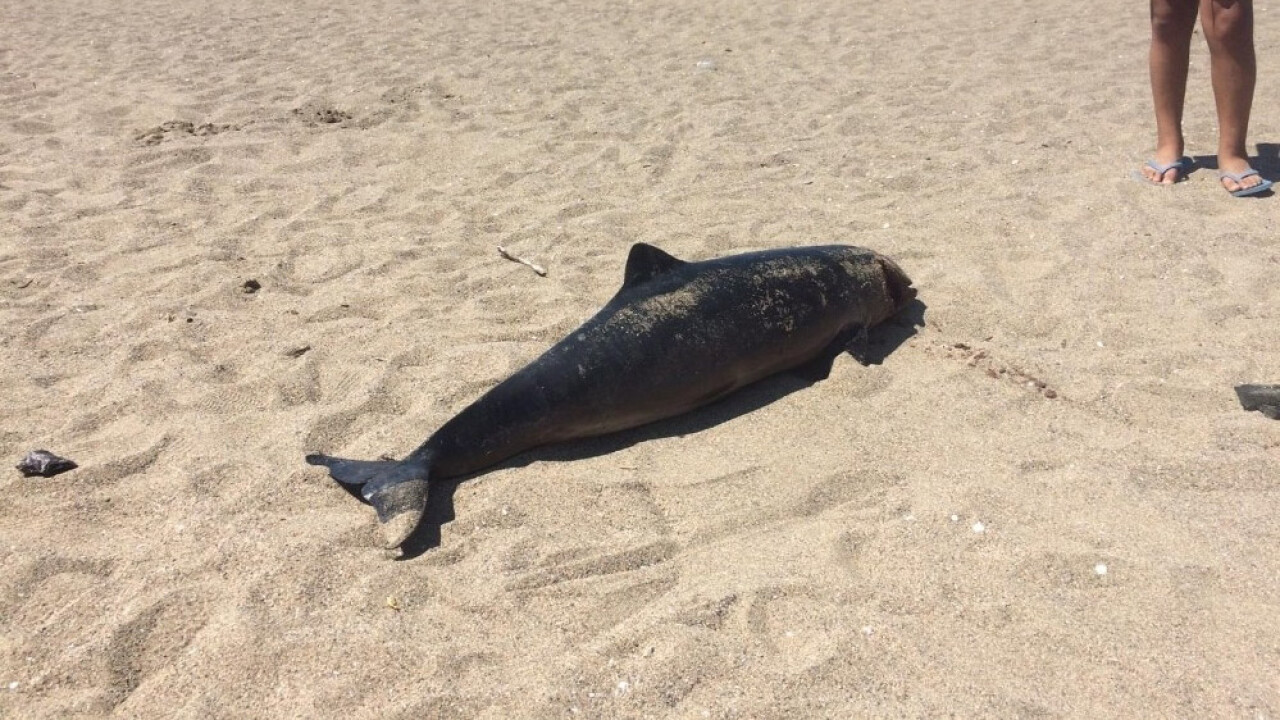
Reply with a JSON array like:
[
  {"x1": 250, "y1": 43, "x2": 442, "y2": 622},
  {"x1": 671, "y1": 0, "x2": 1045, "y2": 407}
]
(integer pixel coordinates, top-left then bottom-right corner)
[{"x1": 307, "y1": 243, "x2": 916, "y2": 547}]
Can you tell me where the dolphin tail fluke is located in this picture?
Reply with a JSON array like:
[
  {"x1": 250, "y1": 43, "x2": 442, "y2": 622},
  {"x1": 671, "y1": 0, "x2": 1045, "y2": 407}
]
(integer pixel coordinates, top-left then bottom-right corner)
[{"x1": 305, "y1": 453, "x2": 431, "y2": 548}]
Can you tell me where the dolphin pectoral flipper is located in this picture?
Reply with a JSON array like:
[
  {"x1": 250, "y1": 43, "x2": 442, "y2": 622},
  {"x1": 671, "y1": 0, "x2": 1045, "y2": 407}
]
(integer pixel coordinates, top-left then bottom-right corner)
[
  {"x1": 845, "y1": 325, "x2": 871, "y2": 366},
  {"x1": 306, "y1": 454, "x2": 430, "y2": 548}
]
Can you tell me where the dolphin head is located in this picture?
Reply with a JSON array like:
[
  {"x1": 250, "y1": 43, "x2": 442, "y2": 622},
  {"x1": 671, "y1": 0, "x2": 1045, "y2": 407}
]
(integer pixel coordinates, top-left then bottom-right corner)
[{"x1": 874, "y1": 253, "x2": 917, "y2": 316}]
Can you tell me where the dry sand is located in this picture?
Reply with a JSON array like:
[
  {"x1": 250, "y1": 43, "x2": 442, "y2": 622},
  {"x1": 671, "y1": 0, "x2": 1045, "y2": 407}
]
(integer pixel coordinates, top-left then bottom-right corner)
[{"x1": 3, "y1": 0, "x2": 1279, "y2": 717}]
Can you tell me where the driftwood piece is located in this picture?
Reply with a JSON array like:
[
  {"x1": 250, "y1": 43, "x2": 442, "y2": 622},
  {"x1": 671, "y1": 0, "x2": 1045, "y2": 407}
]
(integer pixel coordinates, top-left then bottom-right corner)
[{"x1": 497, "y1": 246, "x2": 547, "y2": 277}]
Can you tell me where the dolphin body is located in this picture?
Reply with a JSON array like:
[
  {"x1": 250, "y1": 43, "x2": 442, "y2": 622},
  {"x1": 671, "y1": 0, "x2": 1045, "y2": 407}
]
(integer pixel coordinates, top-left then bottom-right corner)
[{"x1": 307, "y1": 243, "x2": 916, "y2": 547}]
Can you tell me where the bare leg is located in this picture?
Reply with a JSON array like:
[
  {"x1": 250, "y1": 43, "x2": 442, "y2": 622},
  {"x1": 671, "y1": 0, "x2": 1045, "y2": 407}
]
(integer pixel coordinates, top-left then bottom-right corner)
[
  {"x1": 1200, "y1": 0, "x2": 1262, "y2": 192},
  {"x1": 1144, "y1": 0, "x2": 1198, "y2": 184}
]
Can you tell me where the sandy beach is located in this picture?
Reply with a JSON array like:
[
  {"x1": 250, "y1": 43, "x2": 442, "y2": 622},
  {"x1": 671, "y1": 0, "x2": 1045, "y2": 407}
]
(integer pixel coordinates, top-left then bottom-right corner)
[{"x1": 3, "y1": 0, "x2": 1279, "y2": 716}]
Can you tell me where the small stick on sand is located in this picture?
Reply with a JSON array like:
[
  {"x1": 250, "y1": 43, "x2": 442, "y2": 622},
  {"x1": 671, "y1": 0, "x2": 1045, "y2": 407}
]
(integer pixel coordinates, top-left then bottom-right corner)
[{"x1": 497, "y1": 246, "x2": 548, "y2": 277}]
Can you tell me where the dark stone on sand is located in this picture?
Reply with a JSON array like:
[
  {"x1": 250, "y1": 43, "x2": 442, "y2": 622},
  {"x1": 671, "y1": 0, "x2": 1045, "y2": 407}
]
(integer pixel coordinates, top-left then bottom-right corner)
[
  {"x1": 1235, "y1": 384, "x2": 1280, "y2": 419},
  {"x1": 16, "y1": 450, "x2": 77, "y2": 477}
]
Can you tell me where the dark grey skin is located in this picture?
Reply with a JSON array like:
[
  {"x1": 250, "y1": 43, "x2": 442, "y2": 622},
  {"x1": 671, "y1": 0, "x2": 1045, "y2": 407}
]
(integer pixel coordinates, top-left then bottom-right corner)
[
  {"x1": 1236, "y1": 384, "x2": 1280, "y2": 419},
  {"x1": 307, "y1": 243, "x2": 916, "y2": 547}
]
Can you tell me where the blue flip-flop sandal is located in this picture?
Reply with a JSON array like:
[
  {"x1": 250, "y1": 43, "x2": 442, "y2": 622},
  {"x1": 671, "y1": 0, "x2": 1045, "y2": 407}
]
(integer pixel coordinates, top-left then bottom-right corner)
[
  {"x1": 1133, "y1": 156, "x2": 1192, "y2": 186},
  {"x1": 1219, "y1": 168, "x2": 1274, "y2": 198}
]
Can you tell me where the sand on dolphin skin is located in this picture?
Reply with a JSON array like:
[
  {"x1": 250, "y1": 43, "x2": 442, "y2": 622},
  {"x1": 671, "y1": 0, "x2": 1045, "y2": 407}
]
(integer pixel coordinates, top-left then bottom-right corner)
[{"x1": 2, "y1": 0, "x2": 1278, "y2": 717}]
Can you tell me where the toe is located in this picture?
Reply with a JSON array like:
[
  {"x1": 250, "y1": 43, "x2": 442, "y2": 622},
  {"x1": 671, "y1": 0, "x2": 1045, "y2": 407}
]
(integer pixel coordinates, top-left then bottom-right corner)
[
  {"x1": 1142, "y1": 163, "x2": 1180, "y2": 185},
  {"x1": 1220, "y1": 174, "x2": 1258, "y2": 193}
]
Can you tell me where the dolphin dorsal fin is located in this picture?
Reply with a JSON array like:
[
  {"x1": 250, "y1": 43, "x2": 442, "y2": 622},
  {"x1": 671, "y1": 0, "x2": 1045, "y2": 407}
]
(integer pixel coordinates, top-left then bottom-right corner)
[{"x1": 623, "y1": 243, "x2": 685, "y2": 288}]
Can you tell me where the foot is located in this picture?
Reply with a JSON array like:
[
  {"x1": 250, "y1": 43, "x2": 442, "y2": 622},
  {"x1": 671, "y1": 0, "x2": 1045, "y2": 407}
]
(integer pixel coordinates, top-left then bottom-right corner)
[
  {"x1": 1140, "y1": 153, "x2": 1190, "y2": 185},
  {"x1": 1217, "y1": 156, "x2": 1271, "y2": 195}
]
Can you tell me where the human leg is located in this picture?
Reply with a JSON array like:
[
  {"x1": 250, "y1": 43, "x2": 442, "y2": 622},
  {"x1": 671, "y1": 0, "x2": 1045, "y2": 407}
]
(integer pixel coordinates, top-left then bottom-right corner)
[
  {"x1": 1143, "y1": 0, "x2": 1199, "y2": 184},
  {"x1": 1199, "y1": 0, "x2": 1266, "y2": 193}
]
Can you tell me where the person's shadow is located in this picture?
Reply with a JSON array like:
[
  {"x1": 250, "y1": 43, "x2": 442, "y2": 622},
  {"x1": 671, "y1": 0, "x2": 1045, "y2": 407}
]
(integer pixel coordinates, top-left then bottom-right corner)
[
  {"x1": 382, "y1": 299, "x2": 927, "y2": 558},
  {"x1": 1254, "y1": 143, "x2": 1280, "y2": 178}
]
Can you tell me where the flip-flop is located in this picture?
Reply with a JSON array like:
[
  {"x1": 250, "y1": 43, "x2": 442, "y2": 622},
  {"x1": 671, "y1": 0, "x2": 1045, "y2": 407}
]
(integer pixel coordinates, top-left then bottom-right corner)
[
  {"x1": 1219, "y1": 168, "x2": 1274, "y2": 197},
  {"x1": 1132, "y1": 156, "x2": 1192, "y2": 186}
]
